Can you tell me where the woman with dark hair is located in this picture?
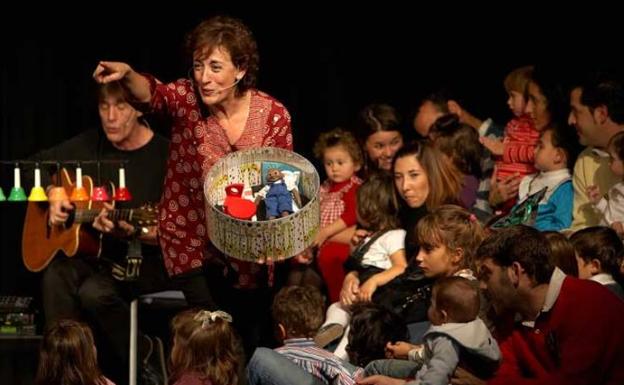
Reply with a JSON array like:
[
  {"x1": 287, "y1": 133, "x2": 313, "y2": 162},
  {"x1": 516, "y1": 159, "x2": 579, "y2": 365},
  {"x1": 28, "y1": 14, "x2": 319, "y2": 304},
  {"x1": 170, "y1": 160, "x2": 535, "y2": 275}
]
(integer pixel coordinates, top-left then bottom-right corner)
[
  {"x1": 355, "y1": 103, "x2": 405, "y2": 174},
  {"x1": 339, "y1": 141, "x2": 463, "y2": 329},
  {"x1": 527, "y1": 65, "x2": 572, "y2": 130},
  {"x1": 391, "y1": 140, "x2": 463, "y2": 257}
]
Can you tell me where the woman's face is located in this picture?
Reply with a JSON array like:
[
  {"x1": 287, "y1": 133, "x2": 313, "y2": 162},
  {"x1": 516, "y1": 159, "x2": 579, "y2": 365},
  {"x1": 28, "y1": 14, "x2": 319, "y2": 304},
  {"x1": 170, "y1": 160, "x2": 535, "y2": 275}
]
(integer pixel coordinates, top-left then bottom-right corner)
[
  {"x1": 525, "y1": 81, "x2": 552, "y2": 131},
  {"x1": 192, "y1": 45, "x2": 244, "y2": 106},
  {"x1": 365, "y1": 130, "x2": 403, "y2": 171},
  {"x1": 393, "y1": 155, "x2": 429, "y2": 208}
]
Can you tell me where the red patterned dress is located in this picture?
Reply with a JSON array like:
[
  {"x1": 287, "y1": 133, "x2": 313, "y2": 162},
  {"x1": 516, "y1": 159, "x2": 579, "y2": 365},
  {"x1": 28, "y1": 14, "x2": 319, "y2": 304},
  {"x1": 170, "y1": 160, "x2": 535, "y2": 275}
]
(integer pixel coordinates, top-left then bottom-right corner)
[{"x1": 147, "y1": 76, "x2": 292, "y2": 288}]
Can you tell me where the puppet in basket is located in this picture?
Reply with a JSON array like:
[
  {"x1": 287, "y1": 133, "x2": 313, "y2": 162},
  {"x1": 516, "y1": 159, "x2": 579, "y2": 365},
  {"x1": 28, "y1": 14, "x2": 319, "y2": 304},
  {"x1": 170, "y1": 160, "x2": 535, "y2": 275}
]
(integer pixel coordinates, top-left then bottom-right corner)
[{"x1": 254, "y1": 167, "x2": 302, "y2": 220}]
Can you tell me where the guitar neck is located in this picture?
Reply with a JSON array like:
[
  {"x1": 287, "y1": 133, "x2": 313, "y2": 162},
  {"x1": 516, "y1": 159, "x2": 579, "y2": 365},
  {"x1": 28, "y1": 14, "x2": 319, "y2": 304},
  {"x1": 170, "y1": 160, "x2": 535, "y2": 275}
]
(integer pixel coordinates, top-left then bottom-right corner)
[{"x1": 74, "y1": 209, "x2": 136, "y2": 224}]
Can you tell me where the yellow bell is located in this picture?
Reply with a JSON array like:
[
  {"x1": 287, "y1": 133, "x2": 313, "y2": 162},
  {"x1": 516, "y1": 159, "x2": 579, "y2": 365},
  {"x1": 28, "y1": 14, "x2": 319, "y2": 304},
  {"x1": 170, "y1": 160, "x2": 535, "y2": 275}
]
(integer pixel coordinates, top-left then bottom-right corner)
[{"x1": 28, "y1": 186, "x2": 48, "y2": 201}]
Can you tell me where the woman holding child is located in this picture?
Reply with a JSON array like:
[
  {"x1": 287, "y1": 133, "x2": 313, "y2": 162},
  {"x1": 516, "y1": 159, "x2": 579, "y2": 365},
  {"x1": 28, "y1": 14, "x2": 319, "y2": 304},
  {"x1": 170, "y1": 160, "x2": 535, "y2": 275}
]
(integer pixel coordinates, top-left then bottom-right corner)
[{"x1": 340, "y1": 140, "x2": 463, "y2": 308}]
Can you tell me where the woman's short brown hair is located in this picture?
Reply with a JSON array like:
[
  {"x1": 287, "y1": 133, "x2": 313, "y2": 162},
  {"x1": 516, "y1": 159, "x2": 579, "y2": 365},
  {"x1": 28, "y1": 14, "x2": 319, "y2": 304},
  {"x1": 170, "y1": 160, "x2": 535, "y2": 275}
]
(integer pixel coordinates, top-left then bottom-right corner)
[{"x1": 185, "y1": 15, "x2": 259, "y2": 96}]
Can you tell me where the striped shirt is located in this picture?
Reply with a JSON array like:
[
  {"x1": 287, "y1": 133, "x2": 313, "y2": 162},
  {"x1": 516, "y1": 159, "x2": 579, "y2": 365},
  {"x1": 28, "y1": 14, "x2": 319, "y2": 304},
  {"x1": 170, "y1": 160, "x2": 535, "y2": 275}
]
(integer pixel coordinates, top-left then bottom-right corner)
[{"x1": 275, "y1": 338, "x2": 363, "y2": 385}]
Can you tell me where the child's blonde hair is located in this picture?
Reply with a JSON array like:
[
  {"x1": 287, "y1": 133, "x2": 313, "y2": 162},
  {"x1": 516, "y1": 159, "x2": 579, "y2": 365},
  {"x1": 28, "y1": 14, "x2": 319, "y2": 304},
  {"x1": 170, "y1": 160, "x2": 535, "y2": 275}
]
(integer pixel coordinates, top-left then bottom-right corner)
[
  {"x1": 504, "y1": 65, "x2": 534, "y2": 94},
  {"x1": 313, "y1": 127, "x2": 363, "y2": 167},
  {"x1": 416, "y1": 205, "x2": 484, "y2": 270},
  {"x1": 170, "y1": 309, "x2": 241, "y2": 385},
  {"x1": 35, "y1": 319, "x2": 105, "y2": 385}
]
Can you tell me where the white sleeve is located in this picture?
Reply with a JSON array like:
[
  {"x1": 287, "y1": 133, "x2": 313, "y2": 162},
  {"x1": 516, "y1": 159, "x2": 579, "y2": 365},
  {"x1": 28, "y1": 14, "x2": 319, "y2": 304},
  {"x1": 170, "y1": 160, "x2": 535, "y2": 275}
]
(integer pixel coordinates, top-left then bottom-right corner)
[
  {"x1": 605, "y1": 183, "x2": 624, "y2": 225},
  {"x1": 379, "y1": 229, "x2": 407, "y2": 256}
]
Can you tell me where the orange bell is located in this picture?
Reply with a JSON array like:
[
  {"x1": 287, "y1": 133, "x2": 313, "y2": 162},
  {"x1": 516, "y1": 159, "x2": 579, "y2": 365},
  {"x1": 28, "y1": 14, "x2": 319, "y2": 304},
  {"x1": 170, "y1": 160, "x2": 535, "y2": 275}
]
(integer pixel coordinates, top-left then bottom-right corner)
[
  {"x1": 47, "y1": 186, "x2": 69, "y2": 202},
  {"x1": 70, "y1": 165, "x2": 89, "y2": 202}
]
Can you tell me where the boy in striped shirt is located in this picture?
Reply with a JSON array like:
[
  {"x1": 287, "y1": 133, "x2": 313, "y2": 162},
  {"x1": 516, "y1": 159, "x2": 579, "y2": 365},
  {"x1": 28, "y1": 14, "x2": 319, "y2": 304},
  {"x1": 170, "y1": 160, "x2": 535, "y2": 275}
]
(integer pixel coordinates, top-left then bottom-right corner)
[{"x1": 272, "y1": 286, "x2": 364, "y2": 385}]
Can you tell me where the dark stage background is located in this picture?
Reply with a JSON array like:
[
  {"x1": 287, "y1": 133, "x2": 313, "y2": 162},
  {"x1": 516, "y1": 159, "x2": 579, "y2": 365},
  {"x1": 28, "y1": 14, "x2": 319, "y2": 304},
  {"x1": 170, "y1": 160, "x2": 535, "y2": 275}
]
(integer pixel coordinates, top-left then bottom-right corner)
[{"x1": 0, "y1": 6, "x2": 621, "y2": 325}]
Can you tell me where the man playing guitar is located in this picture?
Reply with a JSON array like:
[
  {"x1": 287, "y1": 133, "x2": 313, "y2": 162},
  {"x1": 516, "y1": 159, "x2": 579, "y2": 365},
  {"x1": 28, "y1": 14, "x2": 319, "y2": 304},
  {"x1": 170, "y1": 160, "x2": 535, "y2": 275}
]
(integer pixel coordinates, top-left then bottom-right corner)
[{"x1": 32, "y1": 81, "x2": 170, "y2": 385}]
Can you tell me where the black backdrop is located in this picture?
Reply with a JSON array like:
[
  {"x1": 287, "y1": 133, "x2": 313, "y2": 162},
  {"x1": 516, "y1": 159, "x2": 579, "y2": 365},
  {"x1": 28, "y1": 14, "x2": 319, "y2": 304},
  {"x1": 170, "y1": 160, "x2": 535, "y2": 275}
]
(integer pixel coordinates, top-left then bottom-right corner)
[{"x1": 1, "y1": 6, "x2": 621, "y2": 307}]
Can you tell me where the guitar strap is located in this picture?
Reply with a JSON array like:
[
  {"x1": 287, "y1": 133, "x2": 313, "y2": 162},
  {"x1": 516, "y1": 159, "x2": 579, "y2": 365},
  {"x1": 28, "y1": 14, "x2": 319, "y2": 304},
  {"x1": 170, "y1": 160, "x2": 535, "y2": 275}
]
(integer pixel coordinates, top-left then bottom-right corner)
[
  {"x1": 98, "y1": 130, "x2": 145, "y2": 281},
  {"x1": 111, "y1": 238, "x2": 143, "y2": 281}
]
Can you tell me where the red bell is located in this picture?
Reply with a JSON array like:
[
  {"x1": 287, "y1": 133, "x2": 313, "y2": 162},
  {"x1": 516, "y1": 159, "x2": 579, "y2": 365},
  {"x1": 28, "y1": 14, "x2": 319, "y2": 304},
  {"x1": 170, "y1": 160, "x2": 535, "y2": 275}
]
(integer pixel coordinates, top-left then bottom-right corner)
[
  {"x1": 114, "y1": 165, "x2": 133, "y2": 201},
  {"x1": 91, "y1": 186, "x2": 110, "y2": 202},
  {"x1": 114, "y1": 187, "x2": 132, "y2": 202}
]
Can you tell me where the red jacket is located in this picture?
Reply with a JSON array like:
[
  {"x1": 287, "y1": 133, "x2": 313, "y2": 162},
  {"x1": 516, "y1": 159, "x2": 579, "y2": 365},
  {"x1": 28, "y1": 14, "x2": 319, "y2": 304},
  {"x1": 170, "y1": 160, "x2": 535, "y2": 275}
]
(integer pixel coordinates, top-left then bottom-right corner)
[
  {"x1": 490, "y1": 275, "x2": 624, "y2": 385},
  {"x1": 496, "y1": 114, "x2": 540, "y2": 180}
]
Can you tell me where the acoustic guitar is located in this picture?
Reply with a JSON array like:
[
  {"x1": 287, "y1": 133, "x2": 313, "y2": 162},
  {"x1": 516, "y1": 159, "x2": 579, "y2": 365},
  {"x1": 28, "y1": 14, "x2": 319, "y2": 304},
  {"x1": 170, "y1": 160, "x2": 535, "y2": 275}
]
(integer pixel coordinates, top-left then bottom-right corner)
[{"x1": 22, "y1": 168, "x2": 156, "y2": 272}]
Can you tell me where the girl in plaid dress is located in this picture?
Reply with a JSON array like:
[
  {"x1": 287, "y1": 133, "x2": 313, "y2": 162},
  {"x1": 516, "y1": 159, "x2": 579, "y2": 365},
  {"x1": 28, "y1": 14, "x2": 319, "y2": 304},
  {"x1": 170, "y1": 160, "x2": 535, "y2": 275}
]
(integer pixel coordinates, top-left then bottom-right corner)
[{"x1": 309, "y1": 128, "x2": 364, "y2": 302}]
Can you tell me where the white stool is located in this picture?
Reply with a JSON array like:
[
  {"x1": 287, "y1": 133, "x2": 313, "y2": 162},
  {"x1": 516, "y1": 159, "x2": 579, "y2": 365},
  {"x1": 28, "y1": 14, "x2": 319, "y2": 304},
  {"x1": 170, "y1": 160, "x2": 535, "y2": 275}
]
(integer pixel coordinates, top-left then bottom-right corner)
[{"x1": 129, "y1": 290, "x2": 187, "y2": 385}]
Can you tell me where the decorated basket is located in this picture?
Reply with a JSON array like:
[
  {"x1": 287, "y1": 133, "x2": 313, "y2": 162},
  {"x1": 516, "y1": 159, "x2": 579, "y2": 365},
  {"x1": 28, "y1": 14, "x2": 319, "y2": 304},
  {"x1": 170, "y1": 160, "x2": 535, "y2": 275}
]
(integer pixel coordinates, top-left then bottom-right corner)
[{"x1": 204, "y1": 147, "x2": 320, "y2": 262}]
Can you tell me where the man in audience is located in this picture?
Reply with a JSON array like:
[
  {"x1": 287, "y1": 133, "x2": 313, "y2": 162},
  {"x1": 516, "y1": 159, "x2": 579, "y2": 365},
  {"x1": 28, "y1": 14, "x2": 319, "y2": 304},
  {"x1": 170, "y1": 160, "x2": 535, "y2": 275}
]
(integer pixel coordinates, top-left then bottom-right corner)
[
  {"x1": 568, "y1": 77, "x2": 624, "y2": 231},
  {"x1": 472, "y1": 225, "x2": 624, "y2": 384}
]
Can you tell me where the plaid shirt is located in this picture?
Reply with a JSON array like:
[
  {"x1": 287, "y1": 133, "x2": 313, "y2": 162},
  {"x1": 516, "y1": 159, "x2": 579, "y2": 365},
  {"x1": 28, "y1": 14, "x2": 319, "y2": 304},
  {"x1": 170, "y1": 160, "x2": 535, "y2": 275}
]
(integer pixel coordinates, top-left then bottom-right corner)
[
  {"x1": 319, "y1": 176, "x2": 362, "y2": 228},
  {"x1": 275, "y1": 339, "x2": 364, "y2": 385}
]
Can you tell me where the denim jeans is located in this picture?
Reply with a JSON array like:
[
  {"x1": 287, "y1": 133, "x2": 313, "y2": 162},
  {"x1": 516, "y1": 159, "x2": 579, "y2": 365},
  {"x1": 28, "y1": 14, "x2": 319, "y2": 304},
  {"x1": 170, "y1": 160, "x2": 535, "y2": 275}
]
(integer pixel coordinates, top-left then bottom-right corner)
[
  {"x1": 365, "y1": 358, "x2": 421, "y2": 378},
  {"x1": 247, "y1": 347, "x2": 326, "y2": 385}
]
